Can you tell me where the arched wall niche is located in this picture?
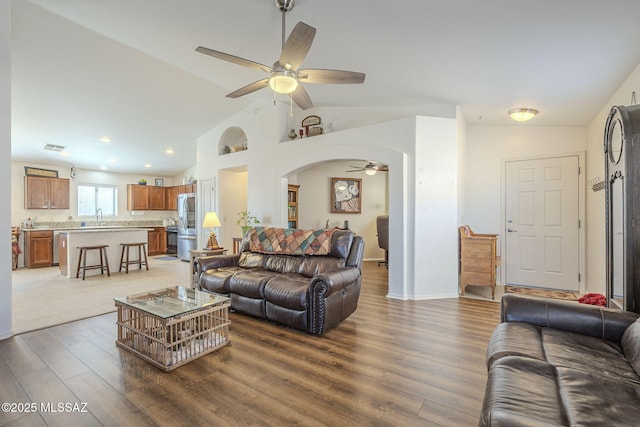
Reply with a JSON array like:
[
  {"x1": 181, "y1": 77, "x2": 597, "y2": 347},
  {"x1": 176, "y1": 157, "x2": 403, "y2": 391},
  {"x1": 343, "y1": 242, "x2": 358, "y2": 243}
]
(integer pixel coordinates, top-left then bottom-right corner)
[{"x1": 219, "y1": 126, "x2": 248, "y2": 155}]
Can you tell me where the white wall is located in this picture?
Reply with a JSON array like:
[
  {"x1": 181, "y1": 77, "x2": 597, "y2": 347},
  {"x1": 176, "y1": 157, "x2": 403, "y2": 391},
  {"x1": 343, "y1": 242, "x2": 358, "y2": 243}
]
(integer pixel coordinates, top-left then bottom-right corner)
[
  {"x1": 456, "y1": 107, "x2": 468, "y2": 225},
  {"x1": 585, "y1": 64, "x2": 640, "y2": 294},
  {"x1": 1, "y1": 0, "x2": 12, "y2": 339},
  {"x1": 296, "y1": 160, "x2": 388, "y2": 261},
  {"x1": 197, "y1": 104, "x2": 459, "y2": 300},
  {"x1": 463, "y1": 126, "x2": 587, "y2": 265},
  {"x1": 217, "y1": 169, "x2": 248, "y2": 250}
]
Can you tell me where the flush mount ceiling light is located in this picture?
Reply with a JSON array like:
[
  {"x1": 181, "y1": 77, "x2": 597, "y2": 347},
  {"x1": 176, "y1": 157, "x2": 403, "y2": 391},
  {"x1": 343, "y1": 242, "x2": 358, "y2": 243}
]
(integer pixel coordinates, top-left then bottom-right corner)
[{"x1": 508, "y1": 108, "x2": 538, "y2": 122}]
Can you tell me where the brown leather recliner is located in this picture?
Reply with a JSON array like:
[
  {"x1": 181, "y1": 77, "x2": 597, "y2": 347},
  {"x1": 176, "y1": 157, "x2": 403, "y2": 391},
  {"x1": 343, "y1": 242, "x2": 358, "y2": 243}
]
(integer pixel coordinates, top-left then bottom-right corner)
[{"x1": 194, "y1": 228, "x2": 364, "y2": 335}]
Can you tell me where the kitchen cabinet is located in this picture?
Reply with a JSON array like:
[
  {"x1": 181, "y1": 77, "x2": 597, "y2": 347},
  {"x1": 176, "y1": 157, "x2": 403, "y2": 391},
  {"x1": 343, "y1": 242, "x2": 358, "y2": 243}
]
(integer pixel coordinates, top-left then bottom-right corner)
[
  {"x1": 149, "y1": 186, "x2": 165, "y2": 210},
  {"x1": 128, "y1": 185, "x2": 173, "y2": 210},
  {"x1": 165, "y1": 186, "x2": 178, "y2": 210},
  {"x1": 127, "y1": 184, "x2": 149, "y2": 210},
  {"x1": 24, "y1": 230, "x2": 53, "y2": 268},
  {"x1": 148, "y1": 227, "x2": 167, "y2": 255},
  {"x1": 24, "y1": 176, "x2": 70, "y2": 209},
  {"x1": 178, "y1": 184, "x2": 196, "y2": 194}
]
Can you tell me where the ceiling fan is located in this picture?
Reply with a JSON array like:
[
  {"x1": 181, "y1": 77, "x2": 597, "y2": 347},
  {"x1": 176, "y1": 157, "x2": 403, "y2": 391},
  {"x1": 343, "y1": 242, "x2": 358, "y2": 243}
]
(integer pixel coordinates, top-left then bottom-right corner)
[
  {"x1": 195, "y1": 0, "x2": 365, "y2": 110},
  {"x1": 347, "y1": 162, "x2": 389, "y2": 175}
]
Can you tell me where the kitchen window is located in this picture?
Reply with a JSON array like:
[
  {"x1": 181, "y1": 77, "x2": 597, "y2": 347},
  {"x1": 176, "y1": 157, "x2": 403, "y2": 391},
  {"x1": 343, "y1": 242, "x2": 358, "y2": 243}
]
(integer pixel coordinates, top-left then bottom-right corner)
[{"x1": 78, "y1": 183, "x2": 118, "y2": 216}]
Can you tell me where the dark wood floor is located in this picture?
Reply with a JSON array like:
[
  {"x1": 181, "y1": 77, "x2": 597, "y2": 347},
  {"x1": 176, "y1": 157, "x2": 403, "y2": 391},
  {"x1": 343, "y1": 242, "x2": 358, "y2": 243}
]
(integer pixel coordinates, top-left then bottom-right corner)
[{"x1": 0, "y1": 262, "x2": 501, "y2": 426}]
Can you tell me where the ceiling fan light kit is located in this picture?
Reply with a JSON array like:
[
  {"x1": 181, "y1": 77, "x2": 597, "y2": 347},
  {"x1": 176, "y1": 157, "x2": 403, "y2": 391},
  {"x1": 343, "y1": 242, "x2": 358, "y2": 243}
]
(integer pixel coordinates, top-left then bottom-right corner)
[
  {"x1": 508, "y1": 108, "x2": 538, "y2": 122},
  {"x1": 269, "y1": 72, "x2": 298, "y2": 94},
  {"x1": 196, "y1": 0, "x2": 365, "y2": 110}
]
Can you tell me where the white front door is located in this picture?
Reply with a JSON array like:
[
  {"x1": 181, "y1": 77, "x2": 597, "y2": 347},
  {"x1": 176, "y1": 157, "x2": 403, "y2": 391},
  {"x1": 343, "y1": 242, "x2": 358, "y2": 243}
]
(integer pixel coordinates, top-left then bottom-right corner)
[{"x1": 505, "y1": 156, "x2": 580, "y2": 291}]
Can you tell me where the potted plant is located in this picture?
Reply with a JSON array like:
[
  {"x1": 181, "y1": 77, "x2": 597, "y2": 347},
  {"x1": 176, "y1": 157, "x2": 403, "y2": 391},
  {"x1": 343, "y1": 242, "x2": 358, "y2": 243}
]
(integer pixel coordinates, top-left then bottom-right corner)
[
  {"x1": 138, "y1": 179, "x2": 147, "y2": 185},
  {"x1": 237, "y1": 211, "x2": 260, "y2": 236}
]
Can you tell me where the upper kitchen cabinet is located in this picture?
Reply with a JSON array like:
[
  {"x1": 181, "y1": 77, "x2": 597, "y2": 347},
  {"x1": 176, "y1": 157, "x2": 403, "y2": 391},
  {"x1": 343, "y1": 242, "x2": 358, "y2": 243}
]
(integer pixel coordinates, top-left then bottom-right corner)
[
  {"x1": 165, "y1": 186, "x2": 178, "y2": 210},
  {"x1": 127, "y1": 184, "x2": 149, "y2": 210},
  {"x1": 149, "y1": 186, "x2": 165, "y2": 210},
  {"x1": 24, "y1": 176, "x2": 70, "y2": 209},
  {"x1": 178, "y1": 183, "x2": 196, "y2": 194},
  {"x1": 127, "y1": 184, "x2": 168, "y2": 210}
]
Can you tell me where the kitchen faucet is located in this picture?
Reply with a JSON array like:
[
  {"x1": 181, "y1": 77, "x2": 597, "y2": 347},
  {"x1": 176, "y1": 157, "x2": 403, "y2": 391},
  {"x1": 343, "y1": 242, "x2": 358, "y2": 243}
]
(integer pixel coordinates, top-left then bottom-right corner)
[{"x1": 96, "y1": 208, "x2": 103, "y2": 226}]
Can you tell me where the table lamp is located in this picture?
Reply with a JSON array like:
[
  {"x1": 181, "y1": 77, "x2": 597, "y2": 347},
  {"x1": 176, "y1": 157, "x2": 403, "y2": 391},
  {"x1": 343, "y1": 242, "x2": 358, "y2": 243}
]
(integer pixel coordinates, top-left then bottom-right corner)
[{"x1": 202, "y1": 211, "x2": 222, "y2": 249}]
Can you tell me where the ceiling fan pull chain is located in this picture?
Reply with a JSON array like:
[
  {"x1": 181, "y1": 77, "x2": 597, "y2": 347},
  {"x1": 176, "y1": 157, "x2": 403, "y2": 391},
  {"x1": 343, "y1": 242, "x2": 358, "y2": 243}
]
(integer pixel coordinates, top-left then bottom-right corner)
[{"x1": 289, "y1": 93, "x2": 294, "y2": 117}]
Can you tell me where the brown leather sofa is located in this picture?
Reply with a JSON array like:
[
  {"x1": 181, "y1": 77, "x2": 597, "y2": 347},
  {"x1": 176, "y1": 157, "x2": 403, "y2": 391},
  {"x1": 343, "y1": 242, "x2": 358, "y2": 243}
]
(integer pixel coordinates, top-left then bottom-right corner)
[
  {"x1": 480, "y1": 294, "x2": 640, "y2": 426},
  {"x1": 194, "y1": 227, "x2": 364, "y2": 335}
]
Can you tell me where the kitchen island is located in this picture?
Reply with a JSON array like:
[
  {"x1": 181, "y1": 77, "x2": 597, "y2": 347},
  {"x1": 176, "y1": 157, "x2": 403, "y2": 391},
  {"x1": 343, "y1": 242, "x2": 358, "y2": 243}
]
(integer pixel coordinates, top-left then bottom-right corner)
[{"x1": 58, "y1": 228, "x2": 151, "y2": 278}]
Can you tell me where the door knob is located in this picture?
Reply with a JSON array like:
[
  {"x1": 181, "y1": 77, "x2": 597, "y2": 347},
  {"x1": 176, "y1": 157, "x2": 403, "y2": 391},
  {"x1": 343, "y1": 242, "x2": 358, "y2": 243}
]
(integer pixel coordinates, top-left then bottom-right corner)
[{"x1": 507, "y1": 228, "x2": 518, "y2": 232}]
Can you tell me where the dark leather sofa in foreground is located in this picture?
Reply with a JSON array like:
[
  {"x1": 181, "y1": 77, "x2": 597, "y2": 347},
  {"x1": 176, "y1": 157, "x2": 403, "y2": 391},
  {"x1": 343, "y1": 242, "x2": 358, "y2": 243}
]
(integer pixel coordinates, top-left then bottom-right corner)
[
  {"x1": 480, "y1": 294, "x2": 640, "y2": 426},
  {"x1": 194, "y1": 227, "x2": 364, "y2": 335}
]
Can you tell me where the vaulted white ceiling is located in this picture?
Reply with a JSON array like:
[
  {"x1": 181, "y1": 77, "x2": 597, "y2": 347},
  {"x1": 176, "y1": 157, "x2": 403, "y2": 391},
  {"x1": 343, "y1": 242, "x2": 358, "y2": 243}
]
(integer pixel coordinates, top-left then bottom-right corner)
[{"x1": 10, "y1": 0, "x2": 640, "y2": 175}]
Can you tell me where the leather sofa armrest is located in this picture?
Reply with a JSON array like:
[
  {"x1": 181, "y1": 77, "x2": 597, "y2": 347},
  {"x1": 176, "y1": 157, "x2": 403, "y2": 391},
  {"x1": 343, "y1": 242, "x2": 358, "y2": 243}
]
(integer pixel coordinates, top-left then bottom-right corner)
[
  {"x1": 309, "y1": 267, "x2": 361, "y2": 297},
  {"x1": 195, "y1": 254, "x2": 240, "y2": 275},
  {"x1": 501, "y1": 294, "x2": 640, "y2": 342}
]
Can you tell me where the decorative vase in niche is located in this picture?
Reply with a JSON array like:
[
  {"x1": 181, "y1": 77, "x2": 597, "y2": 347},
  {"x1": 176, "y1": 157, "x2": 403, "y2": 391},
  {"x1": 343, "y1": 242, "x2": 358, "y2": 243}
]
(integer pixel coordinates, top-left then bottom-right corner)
[{"x1": 288, "y1": 129, "x2": 297, "y2": 140}]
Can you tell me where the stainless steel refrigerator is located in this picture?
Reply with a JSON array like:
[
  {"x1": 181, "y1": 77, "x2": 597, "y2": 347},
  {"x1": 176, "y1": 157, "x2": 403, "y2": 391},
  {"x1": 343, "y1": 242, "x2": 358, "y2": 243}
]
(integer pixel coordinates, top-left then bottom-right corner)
[{"x1": 177, "y1": 193, "x2": 197, "y2": 261}]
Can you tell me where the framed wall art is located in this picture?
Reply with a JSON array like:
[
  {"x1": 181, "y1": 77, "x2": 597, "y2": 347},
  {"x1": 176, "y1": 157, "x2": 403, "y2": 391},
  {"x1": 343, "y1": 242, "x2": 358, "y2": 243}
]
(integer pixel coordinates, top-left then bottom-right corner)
[
  {"x1": 331, "y1": 177, "x2": 362, "y2": 214},
  {"x1": 24, "y1": 166, "x2": 58, "y2": 178},
  {"x1": 155, "y1": 178, "x2": 164, "y2": 187}
]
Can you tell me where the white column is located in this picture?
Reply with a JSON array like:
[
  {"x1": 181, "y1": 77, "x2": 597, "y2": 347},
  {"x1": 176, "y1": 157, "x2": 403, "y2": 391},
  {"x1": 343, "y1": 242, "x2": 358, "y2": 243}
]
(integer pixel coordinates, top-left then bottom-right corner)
[{"x1": 0, "y1": 0, "x2": 12, "y2": 339}]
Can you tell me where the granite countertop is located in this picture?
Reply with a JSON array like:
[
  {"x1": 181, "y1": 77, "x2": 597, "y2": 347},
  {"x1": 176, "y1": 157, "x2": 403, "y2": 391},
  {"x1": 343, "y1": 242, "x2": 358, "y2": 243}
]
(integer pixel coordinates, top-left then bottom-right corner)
[
  {"x1": 22, "y1": 226, "x2": 156, "y2": 232},
  {"x1": 56, "y1": 227, "x2": 154, "y2": 233}
]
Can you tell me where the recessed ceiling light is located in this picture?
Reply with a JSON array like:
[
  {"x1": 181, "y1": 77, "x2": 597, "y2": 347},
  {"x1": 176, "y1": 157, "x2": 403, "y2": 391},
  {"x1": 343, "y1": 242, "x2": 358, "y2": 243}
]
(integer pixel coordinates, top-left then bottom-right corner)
[
  {"x1": 508, "y1": 108, "x2": 538, "y2": 122},
  {"x1": 144, "y1": 163, "x2": 152, "y2": 168},
  {"x1": 100, "y1": 165, "x2": 108, "y2": 170},
  {"x1": 60, "y1": 151, "x2": 70, "y2": 157},
  {"x1": 100, "y1": 136, "x2": 112, "y2": 143},
  {"x1": 165, "y1": 148, "x2": 174, "y2": 155},
  {"x1": 109, "y1": 158, "x2": 117, "y2": 163}
]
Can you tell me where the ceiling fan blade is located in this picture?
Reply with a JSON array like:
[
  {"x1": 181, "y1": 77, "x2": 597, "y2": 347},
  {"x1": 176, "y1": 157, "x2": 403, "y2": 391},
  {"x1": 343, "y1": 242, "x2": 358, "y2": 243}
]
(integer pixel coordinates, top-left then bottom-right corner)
[
  {"x1": 298, "y1": 69, "x2": 366, "y2": 84},
  {"x1": 346, "y1": 170, "x2": 362, "y2": 173},
  {"x1": 196, "y1": 46, "x2": 272, "y2": 73},
  {"x1": 292, "y1": 84, "x2": 313, "y2": 110},
  {"x1": 279, "y1": 22, "x2": 316, "y2": 71},
  {"x1": 226, "y1": 78, "x2": 270, "y2": 98}
]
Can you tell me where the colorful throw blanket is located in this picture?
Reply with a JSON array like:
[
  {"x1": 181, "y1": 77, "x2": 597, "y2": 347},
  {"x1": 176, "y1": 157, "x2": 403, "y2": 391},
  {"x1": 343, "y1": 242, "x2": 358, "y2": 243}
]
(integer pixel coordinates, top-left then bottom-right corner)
[{"x1": 248, "y1": 227, "x2": 338, "y2": 256}]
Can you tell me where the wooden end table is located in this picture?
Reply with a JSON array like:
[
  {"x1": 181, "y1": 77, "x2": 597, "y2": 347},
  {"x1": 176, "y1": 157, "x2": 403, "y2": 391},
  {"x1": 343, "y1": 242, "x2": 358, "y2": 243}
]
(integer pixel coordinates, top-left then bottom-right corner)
[{"x1": 189, "y1": 248, "x2": 226, "y2": 287}]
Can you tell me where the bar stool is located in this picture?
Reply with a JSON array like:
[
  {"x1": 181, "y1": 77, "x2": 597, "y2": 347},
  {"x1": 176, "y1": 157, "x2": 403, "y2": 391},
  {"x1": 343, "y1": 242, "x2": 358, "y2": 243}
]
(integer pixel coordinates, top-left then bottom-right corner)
[
  {"x1": 119, "y1": 242, "x2": 149, "y2": 273},
  {"x1": 76, "y1": 245, "x2": 110, "y2": 280}
]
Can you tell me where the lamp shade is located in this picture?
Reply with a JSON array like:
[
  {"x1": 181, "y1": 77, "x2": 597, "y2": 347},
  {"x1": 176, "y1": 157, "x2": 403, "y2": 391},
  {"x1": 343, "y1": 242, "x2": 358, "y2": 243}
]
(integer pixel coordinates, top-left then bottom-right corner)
[{"x1": 202, "y1": 212, "x2": 221, "y2": 228}]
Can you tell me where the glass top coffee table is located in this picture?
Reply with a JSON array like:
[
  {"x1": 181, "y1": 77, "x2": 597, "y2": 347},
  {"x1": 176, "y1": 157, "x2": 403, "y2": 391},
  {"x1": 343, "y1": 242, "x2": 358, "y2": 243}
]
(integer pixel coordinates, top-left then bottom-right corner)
[{"x1": 115, "y1": 286, "x2": 230, "y2": 371}]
